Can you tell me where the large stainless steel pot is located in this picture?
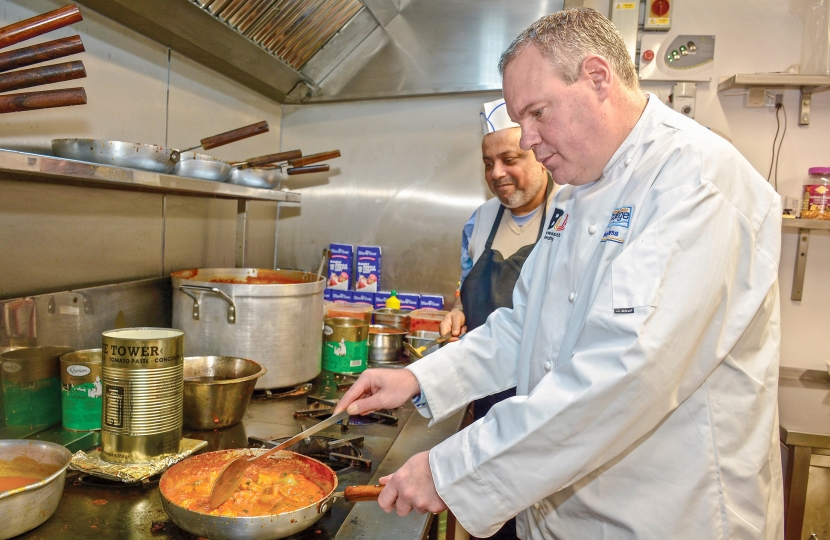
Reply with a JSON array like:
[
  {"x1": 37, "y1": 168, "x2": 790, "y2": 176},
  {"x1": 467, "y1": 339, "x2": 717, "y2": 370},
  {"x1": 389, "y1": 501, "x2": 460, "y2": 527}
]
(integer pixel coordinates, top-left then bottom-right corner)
[
  {"x1": 0, "y1": 440, "x2": 72, "y2": 539},
  {"x1": 171, "y1": 268, "x2": 325, "y2": 389},
  {"x1": 159, "y1": 449, "x2": 337, "y2": 540}
]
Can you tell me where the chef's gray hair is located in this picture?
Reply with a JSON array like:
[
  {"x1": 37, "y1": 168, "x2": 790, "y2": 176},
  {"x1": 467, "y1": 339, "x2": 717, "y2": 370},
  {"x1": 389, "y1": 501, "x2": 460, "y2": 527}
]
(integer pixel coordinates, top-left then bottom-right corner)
[{"x1": 498, "y1": 8, "x2": 639, "y2": 90}]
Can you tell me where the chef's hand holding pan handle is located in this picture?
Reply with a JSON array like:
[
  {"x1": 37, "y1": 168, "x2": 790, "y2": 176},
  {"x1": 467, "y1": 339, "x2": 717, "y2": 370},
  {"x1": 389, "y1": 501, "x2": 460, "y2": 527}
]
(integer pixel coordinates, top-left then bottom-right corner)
[
  {"x1": 334, "y1": 369, "x2": 421, "y2": 416},
  {"x1": 439, "y1": 309, "x2": 466, "y2": 343},
  {"x1": 377, "y1": 451, "x2": 448, "y2": 516}
]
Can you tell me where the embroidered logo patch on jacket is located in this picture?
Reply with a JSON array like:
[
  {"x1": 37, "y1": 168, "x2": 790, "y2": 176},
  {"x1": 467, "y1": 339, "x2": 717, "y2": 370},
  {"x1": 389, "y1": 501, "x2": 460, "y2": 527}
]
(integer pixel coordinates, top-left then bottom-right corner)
[
  {"x1": 601, "y1": 206, "x2": 633, "y2": 243},
  {"x1": 544, "y1": 208, "x2": 567, "y2": 241}
]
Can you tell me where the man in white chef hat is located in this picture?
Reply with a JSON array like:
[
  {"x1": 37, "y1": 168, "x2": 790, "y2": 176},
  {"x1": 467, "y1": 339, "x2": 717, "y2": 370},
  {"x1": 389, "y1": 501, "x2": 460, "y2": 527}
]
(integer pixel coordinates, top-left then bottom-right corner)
[
  {"x1": 337, "y1": 8, "x2": 783, "y2": 540},
  {"x1": 439, "y1": 98, "x2": 554, "y2": 538}
]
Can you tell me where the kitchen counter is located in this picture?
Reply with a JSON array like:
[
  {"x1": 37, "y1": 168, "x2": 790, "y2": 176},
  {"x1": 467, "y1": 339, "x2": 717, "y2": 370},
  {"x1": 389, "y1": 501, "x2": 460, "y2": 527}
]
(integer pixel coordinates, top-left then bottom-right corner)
[
  {"x1": 777, "y1": 367, "x2": 830, "y2": 540},
  {"x1": 779, "y1": 367, "x2": 830, "y2": 449},
  {"x1": 16, "y1": 371, "x2": 465, "y2": 540}
]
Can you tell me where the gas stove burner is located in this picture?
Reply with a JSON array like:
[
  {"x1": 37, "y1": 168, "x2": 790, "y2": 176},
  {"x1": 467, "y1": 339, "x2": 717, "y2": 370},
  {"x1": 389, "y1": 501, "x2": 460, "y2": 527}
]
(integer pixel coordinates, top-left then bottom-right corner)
[
  {"x1": 248, "y1": 435, "x2": 371, "y2": 472},
  {"x1": 296, "y1": 396, "x2": 398, "y2": 426},
  {"x1": 75, "y1": 472, "x2": 159, "y2": 489},
  {"x1": 252, "y1": 382, "x2": 312, "y2": 400}
]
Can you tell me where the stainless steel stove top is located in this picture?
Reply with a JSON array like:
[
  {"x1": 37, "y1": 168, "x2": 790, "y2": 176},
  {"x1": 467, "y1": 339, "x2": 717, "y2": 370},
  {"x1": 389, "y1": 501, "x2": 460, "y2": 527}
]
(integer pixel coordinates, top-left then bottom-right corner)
[{"x1": 15, "y1": 371, "x2": 464, "y2": 540}]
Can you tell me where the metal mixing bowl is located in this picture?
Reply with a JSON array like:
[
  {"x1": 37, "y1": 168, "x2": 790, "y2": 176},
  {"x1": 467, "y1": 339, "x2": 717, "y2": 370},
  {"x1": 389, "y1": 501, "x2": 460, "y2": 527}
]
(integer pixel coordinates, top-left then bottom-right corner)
[
  {"x1": 368, "y1": 325, "x2": 408, "y2": 364},
  {"x1": 183, "y1": 356, "x2": 266, "y2": 430},
  {"x1": 0, "y1": 440, "x2": 72, "y2": 539},
  {"x1": 405, "y1": 330, "x2": 441, "y2": 358}
]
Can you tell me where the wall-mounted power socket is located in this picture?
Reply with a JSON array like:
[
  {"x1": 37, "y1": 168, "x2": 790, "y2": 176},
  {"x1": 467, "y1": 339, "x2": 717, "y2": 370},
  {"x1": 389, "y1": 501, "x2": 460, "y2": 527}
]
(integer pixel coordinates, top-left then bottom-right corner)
[{"x1": 746, "y1": 87, "x2": 765, "y2": 108}]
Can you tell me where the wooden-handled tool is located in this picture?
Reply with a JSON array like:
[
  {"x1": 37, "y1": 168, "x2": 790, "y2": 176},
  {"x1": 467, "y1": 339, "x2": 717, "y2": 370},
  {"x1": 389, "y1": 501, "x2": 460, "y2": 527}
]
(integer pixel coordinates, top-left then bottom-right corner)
[
  {"x1": 333, "y1": 485, "x2": 384, "y2": 502},
  {"x1": 172, "y1": 120, "x2": 270, "y2": 161},
  {"x1": 0, "y1": 86, "x2": 86, "y2": 114},
  {"x1": 288, "y1": 149, "x2": 340, "y2": 168},
  {"x1": 403, "y1": 331, "x2": 453, "y2": 359},
  {"x1": 0, "y1": 5, "x2": 83, "y2": 51},
  {"x1": 234, "y1": 149, "x2": 302, "y2": 169},
  {"x1": 0, "y1": 60, "x2": 85, "y2": 93},
  {"x1": 287, "y1": 164, "x2": 329, "y2": 175},
  {"x1": 0, "y1": 36, "x2": 85, "y2": 74}
]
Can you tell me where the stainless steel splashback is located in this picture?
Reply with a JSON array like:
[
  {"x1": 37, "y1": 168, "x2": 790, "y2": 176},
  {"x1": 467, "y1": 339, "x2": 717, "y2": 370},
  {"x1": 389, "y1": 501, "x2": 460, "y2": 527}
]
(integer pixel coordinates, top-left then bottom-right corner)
[{"x1": 0, "y1": 278, "x2": 172, "y2": 351}]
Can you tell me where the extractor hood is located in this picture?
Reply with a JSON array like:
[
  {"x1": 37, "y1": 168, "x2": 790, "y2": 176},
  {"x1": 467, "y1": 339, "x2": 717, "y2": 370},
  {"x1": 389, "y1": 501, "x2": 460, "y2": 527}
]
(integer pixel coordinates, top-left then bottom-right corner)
[{"x1": 75, "y1": 0, "x2": 565, "y2": 103}]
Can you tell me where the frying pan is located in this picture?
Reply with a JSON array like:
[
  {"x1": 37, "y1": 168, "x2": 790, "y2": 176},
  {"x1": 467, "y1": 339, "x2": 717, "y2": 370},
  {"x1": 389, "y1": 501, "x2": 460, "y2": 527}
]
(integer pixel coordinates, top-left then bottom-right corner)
[
  {"x1": 51, "y1": 121, "x2": 269, "y2": 174},
  {"x1": 159, "y1": 448, "x2": 381, "y2": 540},
  {"x1": 172, "y1": 152, "x2": 232, "y2": 182}
]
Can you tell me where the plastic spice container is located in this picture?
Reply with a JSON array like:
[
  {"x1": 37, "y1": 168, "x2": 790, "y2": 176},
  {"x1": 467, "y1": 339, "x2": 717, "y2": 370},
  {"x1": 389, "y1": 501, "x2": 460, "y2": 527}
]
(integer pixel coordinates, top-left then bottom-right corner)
[
  {"x1": 325, "y1": 302, "x2": 374, "y2": 322},
  {"x1": 801, "y1": 167, "x2": 830, "y2": 220},
  {"x1": 410, "y1": 309, "x2": 449, "y2": 332}
]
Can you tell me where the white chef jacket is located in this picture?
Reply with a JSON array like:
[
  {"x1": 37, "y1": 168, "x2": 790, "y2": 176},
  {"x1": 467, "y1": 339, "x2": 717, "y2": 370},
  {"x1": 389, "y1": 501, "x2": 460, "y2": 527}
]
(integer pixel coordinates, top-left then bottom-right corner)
[{"x1": 408, "y1": 95, "x2": 784, "y2": 539}]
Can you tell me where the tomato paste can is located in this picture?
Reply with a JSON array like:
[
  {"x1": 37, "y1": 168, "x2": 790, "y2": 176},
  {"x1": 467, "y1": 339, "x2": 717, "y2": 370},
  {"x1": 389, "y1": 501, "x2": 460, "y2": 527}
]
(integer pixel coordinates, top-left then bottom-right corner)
[
  {"x1": 101, "y1": 328, "x2": 184, "y2": 463},
  {"x1": 322, "y1": 318, "x2": 369, "y2": 374},
  {"x1": 59, "y1": 349, "x2": 102, "y2": 431},
  {"x1": 0, "y1": 346, "x2": 71, "y2": 427}
]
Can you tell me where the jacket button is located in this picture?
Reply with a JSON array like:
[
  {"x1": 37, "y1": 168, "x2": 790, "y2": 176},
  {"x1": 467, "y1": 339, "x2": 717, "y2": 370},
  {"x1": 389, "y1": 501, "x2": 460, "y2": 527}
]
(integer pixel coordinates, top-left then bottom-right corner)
[
  {"x1": 533, "y1": 502, "x2": 541, "y2": 510},
  {"x1": 588, "y1": 224, "x2": 597, "y2": 234},
  {"x1": 544, "y1": 361, "x2": 551, "y2": 371},
  {"x1": 624, "y1": 156, "x2": 632, "y2": 166},
  {"x1": 568, "y1": 292, "x2": 576, "y2": 302}
]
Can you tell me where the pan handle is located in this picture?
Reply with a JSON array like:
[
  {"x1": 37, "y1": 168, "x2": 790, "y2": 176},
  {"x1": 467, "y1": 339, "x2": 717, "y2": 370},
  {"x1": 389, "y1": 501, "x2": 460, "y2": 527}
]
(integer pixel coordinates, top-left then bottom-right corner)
[
  {"x1": 288, "y1": 150, "x2": 340, "y2": 168},
  {"x1": 177, "y1": 284, "x2": 237, "y2": 324},
  {"x1": 0, "y1": 60, "x2": 86, "y2": 93},
  {"x1": 343, "y1": 485, "x2": 384, "y2": 502},
  {"x1": 0, "y1": 36, "x2": 85, "y2": 74},
  {"x1": 200, "y1": 120, "x2": 269, "y2": 150},
  {"x1": 0, "y1": 87, "x2": 86, "y2": 114},
  {"x1": 235, "y1": 149, "x2": 302, "y2": 169},
  {"x1": 0, "y1": 4, "x2": 83, "y2": 51},
  {"x1": 287, "y1": 164, "x2": 329, "y2": 175}
]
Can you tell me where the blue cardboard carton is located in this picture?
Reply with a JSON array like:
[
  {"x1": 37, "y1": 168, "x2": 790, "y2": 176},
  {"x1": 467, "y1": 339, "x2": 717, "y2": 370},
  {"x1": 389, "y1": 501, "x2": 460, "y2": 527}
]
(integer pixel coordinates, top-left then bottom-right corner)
[
  {"x1": 355, "y1": 246, "x2": 381, "y2": 292},
  {"x1": 419, "y1": 294, "x2": 444, "y2": 310},
  {"x1": 327, "y1": 243, "x2": 353, "y2": 290},
  {"x1": 398, "y1": 293, "x2": 420, "y2": 311},
  {"x1": 374, "y1": 291, "x2": 391, "y2": 309},
  {"x1": 352, "y1": 291, "x2": 375, "y2": 307},
  {"x1": 330, "y1": 290, "x2": 353, "y2": 303}
]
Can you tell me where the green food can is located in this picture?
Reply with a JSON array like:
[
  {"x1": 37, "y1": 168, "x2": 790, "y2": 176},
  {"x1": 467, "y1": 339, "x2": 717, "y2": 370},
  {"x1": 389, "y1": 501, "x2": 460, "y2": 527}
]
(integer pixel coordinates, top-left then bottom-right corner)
[
  {"x1": 322, "y1": 317, "x2": 369, "y2": 374},
  {"x1": 0, "y1": 346, "x2": 72, "y2": 427},
  {"x1": 60, "y1": 349, "x2": 103, "y2": 431}
]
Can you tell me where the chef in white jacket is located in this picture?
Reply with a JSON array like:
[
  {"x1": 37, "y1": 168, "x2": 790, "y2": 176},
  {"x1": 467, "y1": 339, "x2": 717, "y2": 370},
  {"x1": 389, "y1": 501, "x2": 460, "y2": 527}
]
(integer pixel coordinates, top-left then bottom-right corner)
[{"x1": 336, "y1": 8, "x2": 784, "y2": 539}]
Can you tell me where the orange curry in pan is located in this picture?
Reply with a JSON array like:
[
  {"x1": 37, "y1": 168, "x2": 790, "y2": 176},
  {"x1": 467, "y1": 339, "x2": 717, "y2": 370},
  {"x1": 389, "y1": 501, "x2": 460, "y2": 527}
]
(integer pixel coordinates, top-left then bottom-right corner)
[{"x1": 163, "y1": 452, "x2": 327, "y2": 517}]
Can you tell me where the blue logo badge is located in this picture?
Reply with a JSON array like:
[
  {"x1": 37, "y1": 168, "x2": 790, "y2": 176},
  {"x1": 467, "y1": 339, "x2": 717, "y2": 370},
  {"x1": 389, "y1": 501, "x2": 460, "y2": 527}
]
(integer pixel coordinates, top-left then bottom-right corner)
[{"x1": 601, "y1": 206, "x2": 633, "y2": 244}]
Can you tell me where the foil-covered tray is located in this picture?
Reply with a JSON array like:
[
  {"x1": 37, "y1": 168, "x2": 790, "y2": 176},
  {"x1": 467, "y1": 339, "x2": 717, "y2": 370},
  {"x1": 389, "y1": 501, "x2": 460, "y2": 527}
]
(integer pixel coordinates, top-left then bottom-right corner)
[{"x1": 69, "y1": 438, "x2": 208, "y2": 483}]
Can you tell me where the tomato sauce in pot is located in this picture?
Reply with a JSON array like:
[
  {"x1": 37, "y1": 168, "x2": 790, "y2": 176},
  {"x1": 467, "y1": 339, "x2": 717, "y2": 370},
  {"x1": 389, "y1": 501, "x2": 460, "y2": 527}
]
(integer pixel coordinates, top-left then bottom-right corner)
[{"x1": 161, "y1": 451, "x2": 331, "y2": 518}]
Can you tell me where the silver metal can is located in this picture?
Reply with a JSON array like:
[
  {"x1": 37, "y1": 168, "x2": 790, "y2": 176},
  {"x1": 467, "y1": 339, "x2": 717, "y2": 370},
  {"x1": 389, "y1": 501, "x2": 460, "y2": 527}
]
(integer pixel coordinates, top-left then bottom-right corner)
[{"x1": 101, "y1": 328, "x2": 184, "y2": 463}]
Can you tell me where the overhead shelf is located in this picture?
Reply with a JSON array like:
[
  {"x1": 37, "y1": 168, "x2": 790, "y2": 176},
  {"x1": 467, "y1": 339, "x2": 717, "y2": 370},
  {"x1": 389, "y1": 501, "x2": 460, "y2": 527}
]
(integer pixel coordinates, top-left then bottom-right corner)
[
  {"x1": 0, "y1": 148, "x2": 300, "y2": 203},
  {"x1": 718, "y1": 73, "x2": 830, "y2": 125}
]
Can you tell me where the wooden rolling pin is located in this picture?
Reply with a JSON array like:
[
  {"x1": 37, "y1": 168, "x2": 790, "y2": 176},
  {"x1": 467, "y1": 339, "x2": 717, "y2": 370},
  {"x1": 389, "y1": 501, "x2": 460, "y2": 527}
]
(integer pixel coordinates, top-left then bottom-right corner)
[
  {"x1": 0, "y1": 36, "x2": 85, "y2": 73},
  {"x1": 0, "y1": 86, "x2": 86, "y2": 114},
  {"x1": 288, "y1": 149, "x2": 340, "y2": 168},
  {"x1": 287, "y1": 164, "x2": 329, "y2": 175},
  {"x1": 0, "y1": 60, "x2": 85, "y2": 93},
  {"x1": 0, "y1": 5, "x2": 83, "y2": 51}
]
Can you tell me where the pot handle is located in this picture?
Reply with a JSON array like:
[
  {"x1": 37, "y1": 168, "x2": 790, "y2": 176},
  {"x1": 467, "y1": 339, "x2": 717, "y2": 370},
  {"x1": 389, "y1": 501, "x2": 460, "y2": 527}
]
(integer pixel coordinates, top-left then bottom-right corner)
[{"x1": 177, "y1": 284, "x2": 237, "y2": 324}]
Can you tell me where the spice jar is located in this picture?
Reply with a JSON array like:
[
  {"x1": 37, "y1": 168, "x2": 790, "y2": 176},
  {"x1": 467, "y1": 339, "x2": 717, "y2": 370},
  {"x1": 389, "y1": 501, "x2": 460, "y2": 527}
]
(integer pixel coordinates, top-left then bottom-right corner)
[{"x1": 802, "y1": 167, "x2": 830, "y2": 220}]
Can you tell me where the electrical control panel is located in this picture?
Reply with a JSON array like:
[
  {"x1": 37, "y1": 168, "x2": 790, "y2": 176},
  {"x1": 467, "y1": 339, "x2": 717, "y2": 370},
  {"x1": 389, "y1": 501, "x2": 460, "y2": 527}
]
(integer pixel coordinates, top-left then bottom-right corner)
[
  {"x1": 639, "y1": 34, "x2": 715, "y2": 81},
  {"x1": 610, "y1": 2, "x2": 640, "y2": 63},
  {"x1": 644, "y1": 0, "x2": 673, "y2": 30}
]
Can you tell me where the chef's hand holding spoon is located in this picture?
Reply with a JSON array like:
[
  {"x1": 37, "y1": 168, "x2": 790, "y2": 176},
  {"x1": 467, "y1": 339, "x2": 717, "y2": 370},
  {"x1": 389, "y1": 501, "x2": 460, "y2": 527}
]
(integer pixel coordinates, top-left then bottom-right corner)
[
  {"x1": 439, "y1": 308, "x2": 466, "y2": 343},
  {"x1": 334, "y1": 369, "x2": 448, "y2": 516}
]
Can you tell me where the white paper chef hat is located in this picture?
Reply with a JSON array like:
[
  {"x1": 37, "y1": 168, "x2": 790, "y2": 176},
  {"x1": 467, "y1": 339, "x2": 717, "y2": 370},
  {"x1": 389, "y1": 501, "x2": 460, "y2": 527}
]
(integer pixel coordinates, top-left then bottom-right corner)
[{"x1": 480, "y1": 98, "x2": 519, "y2": 136}]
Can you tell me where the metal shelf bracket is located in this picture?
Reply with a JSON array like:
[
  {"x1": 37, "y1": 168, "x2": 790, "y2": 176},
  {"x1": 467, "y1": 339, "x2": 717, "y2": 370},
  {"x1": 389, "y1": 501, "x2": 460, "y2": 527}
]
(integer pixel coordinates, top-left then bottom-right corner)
[
  {"x1": 791, "y1": 228, "x2": 810, "y2": 301},
  {"x1": 800, "y1": 86, "x2": 814, "y2": 126}
]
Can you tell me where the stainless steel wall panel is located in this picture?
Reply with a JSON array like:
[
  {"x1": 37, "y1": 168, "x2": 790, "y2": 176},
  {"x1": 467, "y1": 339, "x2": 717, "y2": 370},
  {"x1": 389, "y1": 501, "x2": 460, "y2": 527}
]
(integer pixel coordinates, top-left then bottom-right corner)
[
  {"x1": 278, "y1": 93, "x2": 499, "y2": 301},
  {"x1": 361, "y1": 0, "x2": 399, "y2": 27},
  {"x1": 0, "y1": 278, "x2": 172, "y2": 350},
  {"x1": 246, "y1": 201, "x2": 280, "y2": 269},
  {"x1": 162, "y1": 196, "x2": 237, "y2": 274},
  {"x1": 0, "y1": 179, "x2": 163, "y2": 300}
]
